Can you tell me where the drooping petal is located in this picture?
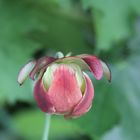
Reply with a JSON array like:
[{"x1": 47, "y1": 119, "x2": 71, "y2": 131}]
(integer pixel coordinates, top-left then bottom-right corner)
[
  {"x1": 17, "y1": 61, "x2": 36, "y2": 85},
  {"x1": 78, "y1": 54, "x2": 103, "y2": 80},
  {"x1": 100, "y1": 60, "x2": 112, "y2": 82},
  {"x1": 34, "y1": 79, "x2": 56, "y2": 113},
  {"x1": 29, "y1": 56, "x2": 56, "y2": 80},
  {"x1": 65, "y1": 73, "x2": 94, "y2": 118},
  {"x1": 47, "y1": 64, "x2": 83, "y2": 114}
]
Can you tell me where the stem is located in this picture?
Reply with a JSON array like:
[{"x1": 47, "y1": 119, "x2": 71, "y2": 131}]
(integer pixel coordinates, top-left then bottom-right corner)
[{"x1": 43, "y1": 114, "x2": 51, "y2": 140}]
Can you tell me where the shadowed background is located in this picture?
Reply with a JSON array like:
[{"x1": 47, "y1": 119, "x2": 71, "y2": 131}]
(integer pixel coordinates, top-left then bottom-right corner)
[{"x1": 0, "y1": 0, "x2": 140, "y2": 140}]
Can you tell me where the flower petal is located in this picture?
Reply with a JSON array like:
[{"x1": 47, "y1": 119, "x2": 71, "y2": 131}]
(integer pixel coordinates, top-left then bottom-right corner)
[
  {"x1": 34, "y1": 79, "x2": 56, "y2": 113},
  {"x1": 17, "y1": 61, "x2": 36, "y2": 85},
  {"x1": 29, "y1": 56, "x2": 56, "y2": 80},
  {"x1": 55, "y1": 51, "x2": 64, "y2": 58},
  {"x1": 100, "y1": 60, "x2": 112, "y2": 82},
  {"x1": 79, "y1": 54, "x2": 103, "y2": 80},
  {"x1": 65, "y1": 73, "x2": 94, "y2": 118},
  {"x1": 47, "y1": 64, "x2": 82, "y2": 114},
  {"x1": 55, "y1": 56, "x2": 89, "y2": 70}
]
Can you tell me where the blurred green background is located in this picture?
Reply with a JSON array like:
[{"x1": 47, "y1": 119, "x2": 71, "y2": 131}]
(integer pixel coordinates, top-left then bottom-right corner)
[{"x1": 0, "y1": 0, "x2": 140, "y2": 140}]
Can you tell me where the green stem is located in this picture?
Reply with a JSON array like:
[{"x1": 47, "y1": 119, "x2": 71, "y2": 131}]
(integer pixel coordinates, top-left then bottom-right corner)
[{"x1": 43, "y1": 114, "x2": 51, "y2": 140}]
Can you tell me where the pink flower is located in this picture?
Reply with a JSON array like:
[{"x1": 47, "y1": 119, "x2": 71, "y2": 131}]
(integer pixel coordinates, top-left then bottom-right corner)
[{"x1": 18, "y1": 53, "x2": 111, "y2": 118}]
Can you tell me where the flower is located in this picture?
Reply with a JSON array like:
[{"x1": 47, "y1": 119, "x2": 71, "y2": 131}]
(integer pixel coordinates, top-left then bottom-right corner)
[{"x1": 18, "y1": 53, "x2": 111, "y2": 118}]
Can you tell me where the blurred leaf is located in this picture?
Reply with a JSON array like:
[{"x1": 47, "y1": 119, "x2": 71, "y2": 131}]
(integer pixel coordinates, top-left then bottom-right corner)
[
  {"x1": 13, "y1": 109, "x2": 82, "y2": 140},
  {"x1": 82, "y1": 0, "x2": 140, "y2": 50},
  {"x1": 0, "y1": 109, "x2": 21, "y2": 140},
  {"x1": 0, "y1": 46, "x2": 36, "y2": 105},
  {"x1": 102, "y1": 125, "x2": 126, "y2": 140},
  {"x1": 106, "y1": 56, "x2": 140, "y2": 140},
  {"x1": 128, "y1": 17, "x2": 140, "y2": 54},
  {"x1": 97, "y1": 56, "x2": 140, "y2": 140},
  {"x1": 0, "y1": 0, "x2": 42, "y2": 104}
]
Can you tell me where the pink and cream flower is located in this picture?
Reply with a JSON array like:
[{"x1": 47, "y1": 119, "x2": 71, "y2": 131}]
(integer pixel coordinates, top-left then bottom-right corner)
[{"x1": 18, "y1": 53, "x2": 111, "y2": 118}]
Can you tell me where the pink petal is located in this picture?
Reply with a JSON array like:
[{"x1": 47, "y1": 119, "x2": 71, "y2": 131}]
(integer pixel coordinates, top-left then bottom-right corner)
[
  {"x1": 34, "y1": 79, "x2": 56, "y2": 113},
  {"x1": 65, "y1": 73, "x2": 94, "y2": 118},
  {"x1": 30, "y1": 56, "x2": 56, "y2": 80},
  {"x1": 17, "y1": 61, "x2": 36, "y2": 85},
  {"x1": 79, "y1": 54, "x2": 103, "y2": 80},
  {"x1": 100, "y1": 60, "x2": 111, "y2": 82},
  {"x1": 47, "y1": 65, "x2": 83, "y2": 114}
]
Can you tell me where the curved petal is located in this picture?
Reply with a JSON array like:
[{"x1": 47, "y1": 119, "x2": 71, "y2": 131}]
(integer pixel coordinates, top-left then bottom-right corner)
[
  {"x1": 47, "y1": 64, "x2": 82, "y2": 114},
  {"x1": 55, "y1": 51, "x2": 64, "y2": 58},
  {"x1": 17, "y1": 60, "x2": 36, "y2": 85},
  {"x1": 100, "y1": 60, "x2": 112, "y2": 82},
  {"x1": 34, "y1": 79, "x2": 55, "y2": 113},
  {"x1": 55, "y1": 56, "x2": 89, "y2": 70},
  {"x1": 65, "y1": 73, "x2": 94, "y2": 118},
  {"x1": 30, "y1": 56, "x2": 56, "y2": 80},
  {"x1": 78, "y1": 54, "x2": 103, "y2": 80}
]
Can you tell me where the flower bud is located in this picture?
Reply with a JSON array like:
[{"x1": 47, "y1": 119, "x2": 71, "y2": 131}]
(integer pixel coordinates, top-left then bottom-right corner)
[{"x1": 18, "y1": 53, "x2": 111, "y2": 118}]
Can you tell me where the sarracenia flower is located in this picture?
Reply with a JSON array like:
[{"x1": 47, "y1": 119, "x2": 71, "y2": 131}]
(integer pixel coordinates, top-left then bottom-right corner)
[{"x1": 18, "y1": 53, "x2": 111, "y2": 118}]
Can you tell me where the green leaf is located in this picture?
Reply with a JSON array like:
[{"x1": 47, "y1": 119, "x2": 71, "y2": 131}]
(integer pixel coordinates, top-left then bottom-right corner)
[
  {"x1": 107, "y1": 56, "x2": 140, "y2": 140},
  {"x1": 0, "y1": 1, "x2": 43, "y2": 104},
  {"x1": 13, "y1": 109, "x2": 82, "y2": 140},
  {"x1": 82, "y1": 0, "x2": 140, "y2": 50}
]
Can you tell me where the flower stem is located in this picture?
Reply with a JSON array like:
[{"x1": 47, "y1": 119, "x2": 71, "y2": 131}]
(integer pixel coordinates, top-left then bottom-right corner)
[{"x1": 43, "y1": 114, "x2": 51, "y2": 140}]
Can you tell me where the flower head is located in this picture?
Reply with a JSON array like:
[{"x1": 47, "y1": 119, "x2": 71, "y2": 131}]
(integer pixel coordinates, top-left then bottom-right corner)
[{"x1": 18, "y1": 53, "x2": 111, "y2": 118}]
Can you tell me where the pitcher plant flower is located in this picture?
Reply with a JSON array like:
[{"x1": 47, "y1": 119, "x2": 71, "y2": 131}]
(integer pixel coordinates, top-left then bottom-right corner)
[{"x1": 18, "y1": 53, "x2": 111, "y2": 118}]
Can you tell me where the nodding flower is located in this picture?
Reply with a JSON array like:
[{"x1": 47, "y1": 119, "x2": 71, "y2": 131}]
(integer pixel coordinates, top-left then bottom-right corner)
[{"x1": 18, "y1": 52, "x2": 111, "y2": 118}]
